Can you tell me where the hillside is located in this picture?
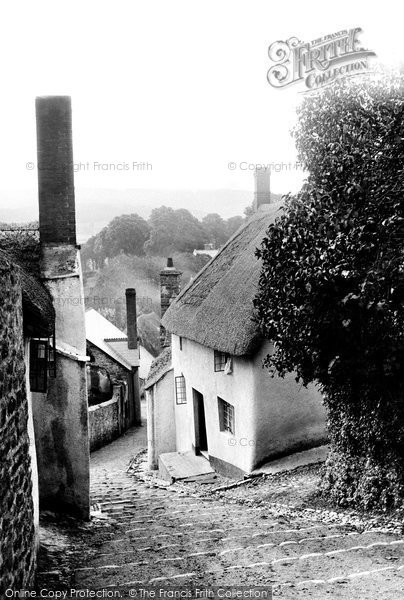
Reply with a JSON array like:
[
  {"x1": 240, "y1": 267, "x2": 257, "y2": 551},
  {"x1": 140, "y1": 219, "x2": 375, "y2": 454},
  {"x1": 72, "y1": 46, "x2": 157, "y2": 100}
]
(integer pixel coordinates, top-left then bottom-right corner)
[{"x1": 0, "y1": 188, "x2": 284, "y2": 243}]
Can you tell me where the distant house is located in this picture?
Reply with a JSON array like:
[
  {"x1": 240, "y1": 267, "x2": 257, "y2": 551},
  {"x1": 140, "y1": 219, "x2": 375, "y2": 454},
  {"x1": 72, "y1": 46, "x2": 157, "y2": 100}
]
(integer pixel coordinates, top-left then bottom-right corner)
[
  {"x1": 156, "y1": 171, "x2": 327, "y2": 478},
  {"x1": 193, "y1": 243, "x2": 218, "y2": 259},
  {"x1": 85, "y1": 296, "x2": 146, "y2": 449}
]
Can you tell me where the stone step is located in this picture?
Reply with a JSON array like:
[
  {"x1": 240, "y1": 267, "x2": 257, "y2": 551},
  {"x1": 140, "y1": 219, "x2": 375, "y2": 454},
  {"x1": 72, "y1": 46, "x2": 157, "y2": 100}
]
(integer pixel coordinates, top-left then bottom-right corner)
[
  {"x1": 139, "y1": 540, "x2": 404, "y2": 588},
  {"x1": 109, "y1": 522, "x2": 347, "y2": 550},
  {"x1": 79, "y1": 529, "x2": 398, "y2": 571},
  {"x1": 285, "y1": 563, "x2": 404, "y2": 599},
  {"x1": 71, "y1": 535, "x2": 404, "y2": 589}
]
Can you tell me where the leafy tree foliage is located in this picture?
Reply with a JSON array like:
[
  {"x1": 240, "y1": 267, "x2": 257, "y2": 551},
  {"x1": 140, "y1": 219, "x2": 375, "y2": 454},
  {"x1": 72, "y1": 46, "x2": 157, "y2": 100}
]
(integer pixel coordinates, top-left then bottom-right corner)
[
  {"x1": 103, "y1": 214, "x2": 150, "y2": 257},
  {"x1": 82, "y1": 203, "x2": 257, "y2": 268},
  {"x1": 254, "y1": 74, "x2": 404, "y2": 509},
  {"x1": 201, "y1": 213, "x2": 228, "y2": 247},
  {"x1": 226, "y1": 215, "x2": 244, "y2": 237},
  {"x1": 82, "y1": 213, "x2": 150, "y2": 268},
  {"x1": 145, "y1": 206, "x2": 206, "y2": 255}
]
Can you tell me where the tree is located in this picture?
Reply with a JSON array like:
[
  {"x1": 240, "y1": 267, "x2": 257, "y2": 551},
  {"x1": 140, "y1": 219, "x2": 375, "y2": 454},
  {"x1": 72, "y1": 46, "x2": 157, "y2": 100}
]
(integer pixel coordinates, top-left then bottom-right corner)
[
  {"x1": 201, "y1": 213, "x2": 228, "y2": 247},
  {"x1": 254, "y1": 73, "x2": 404, "y2": 510},
  {"x1": 145, "y1": 206, "x2": 206, "y2": 255},
  {"x1": 225, "y1": 215, "x2": 244, "y2": 237},
  {"x1": 102, "y1": 214, "x2": 150, "y2": 257},
  {"x1": 82, "y1": 214, "x2": 150, "y2": 267},
  {"x1": 244, "y1": 201, "x2": 255, "y2": 219}
]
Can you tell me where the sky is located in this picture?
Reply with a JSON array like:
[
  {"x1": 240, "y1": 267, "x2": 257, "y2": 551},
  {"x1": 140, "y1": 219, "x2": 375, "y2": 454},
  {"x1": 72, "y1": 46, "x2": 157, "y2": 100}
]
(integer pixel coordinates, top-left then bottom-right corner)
[{"x1": 1, "y1": 0, "x2": 403, "y2": 200}]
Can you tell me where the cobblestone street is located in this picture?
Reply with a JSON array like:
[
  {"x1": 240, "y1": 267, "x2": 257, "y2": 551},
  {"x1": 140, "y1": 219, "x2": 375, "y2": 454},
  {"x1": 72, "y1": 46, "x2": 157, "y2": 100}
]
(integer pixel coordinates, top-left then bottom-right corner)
[{"x1": 37, "y1": 411, "x2": 404, "y2": 599}]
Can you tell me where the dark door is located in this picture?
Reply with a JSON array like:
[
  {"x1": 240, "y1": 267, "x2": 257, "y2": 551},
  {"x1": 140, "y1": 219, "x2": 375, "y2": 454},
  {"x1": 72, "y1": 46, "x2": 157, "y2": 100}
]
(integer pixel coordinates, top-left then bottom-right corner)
[{"x1": 193, "y1": 389, "x2": 208, "y2": 453}]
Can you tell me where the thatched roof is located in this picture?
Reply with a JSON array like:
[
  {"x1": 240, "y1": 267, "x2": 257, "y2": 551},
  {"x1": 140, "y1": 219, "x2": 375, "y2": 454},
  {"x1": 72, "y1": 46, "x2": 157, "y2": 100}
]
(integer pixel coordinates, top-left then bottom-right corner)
[
  {"x1": 162, "y1": 203, "x2": 282, "y2": 356},
  {"x1": 0, "y1": 248, "x2": 55, "y2": 337},
  {"x1": 20, "y1": 268, "x2": 55, "y2": 337},
  {"x1": 137, "y1": 311, "x2": 161, "y2": 358},
  {"x1": 144, "y1": 346, "x2": 172, "y2": 389}
]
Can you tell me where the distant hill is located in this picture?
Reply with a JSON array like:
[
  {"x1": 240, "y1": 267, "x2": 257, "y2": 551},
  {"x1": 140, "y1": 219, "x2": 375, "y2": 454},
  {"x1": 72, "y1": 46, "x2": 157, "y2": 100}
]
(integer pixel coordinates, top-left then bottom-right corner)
[{"x1": 0, "y1": 188, "x2": 285, "y2": 243}]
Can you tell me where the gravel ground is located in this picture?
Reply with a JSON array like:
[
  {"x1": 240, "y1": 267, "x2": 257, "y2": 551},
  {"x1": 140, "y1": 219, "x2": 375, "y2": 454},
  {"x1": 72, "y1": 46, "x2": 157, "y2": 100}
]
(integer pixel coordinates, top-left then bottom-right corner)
[
  {"x1": 169, "y1": 462, "x2": 404, "y2": 536},
  {"x1": 36, "y1": 434, "x2": 404, "y2": 598}
]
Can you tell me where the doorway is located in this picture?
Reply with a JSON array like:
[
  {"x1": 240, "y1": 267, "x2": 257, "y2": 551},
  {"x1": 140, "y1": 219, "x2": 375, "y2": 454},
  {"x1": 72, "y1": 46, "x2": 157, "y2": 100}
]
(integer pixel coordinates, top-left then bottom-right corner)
[{"x1": 193, "y1": 389, "x2": 208, "y2": 456}]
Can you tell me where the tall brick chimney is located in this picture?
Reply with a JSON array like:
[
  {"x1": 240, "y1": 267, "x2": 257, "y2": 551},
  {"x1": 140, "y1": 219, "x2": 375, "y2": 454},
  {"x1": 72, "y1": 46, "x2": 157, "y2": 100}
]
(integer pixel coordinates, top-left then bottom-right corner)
[
  {"x1": 126, "y1": 288, "x2": 138, "y2": 350},
  {"x1": 160, "y1": 258, "x2": 182, "y2": 348},
  {"x1": 36, "y1": 96, "x2": 76, "y2": 245},
  {"x1": 254, "y1": 168, "x2": 271, "y2": 211},
  {"x1": 34, "y1": 95, "x2": 90, "y2": 519}
]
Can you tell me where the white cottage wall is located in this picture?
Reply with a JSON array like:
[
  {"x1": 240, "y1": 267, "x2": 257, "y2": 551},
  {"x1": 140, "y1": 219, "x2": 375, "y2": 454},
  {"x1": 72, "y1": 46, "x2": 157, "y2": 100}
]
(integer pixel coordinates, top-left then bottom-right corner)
[
  {"x1": 171, "y1": 335, "x2": 257, "y2": 476},
  {"x1": 250, "y1": 340, "x2": 328, "y2": 468},
  {"x1": 171, "y1": 336, "x2": 328, "y2": 477},
  {"x1": 146, "y1": 369, "x2": 176, "y2": 469},
  {"x1": 33, "y1": 248, "x2": 90, "y2": 518}
]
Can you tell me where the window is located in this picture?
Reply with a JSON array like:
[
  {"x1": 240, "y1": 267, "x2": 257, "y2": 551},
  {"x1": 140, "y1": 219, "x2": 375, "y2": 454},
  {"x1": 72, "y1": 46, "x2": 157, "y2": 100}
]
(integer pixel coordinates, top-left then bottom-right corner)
[
  {"x1": 30, "y1": 339, "x2": 48, "y2": 392},
  {"x1": 175, "y1": 375, "x2": 187, "y2": 404},
  {"x1": 214, "y1": 350, "x2": 229, "y2": 372},
  {"x1": 48, "y1": 338, "x2": 56, "y2": 378},
  {"x1": 218, "y1": 397, "x2": 235, "y2": 434},
  {"x1": 29, "y1": 336, "x2": 56, "y2": 393},
  {"x1": 179, "y1": 336, "x2": 183, "y2": 351}
]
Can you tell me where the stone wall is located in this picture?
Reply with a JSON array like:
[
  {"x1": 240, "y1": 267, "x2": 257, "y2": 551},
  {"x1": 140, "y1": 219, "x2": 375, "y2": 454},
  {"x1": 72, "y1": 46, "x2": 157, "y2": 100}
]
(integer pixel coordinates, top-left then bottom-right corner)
[
  {"x1": 0, "y1": 259, "x2": 36, "y2": 591},
  {"x1": 89, "y1": 386, "x2": 125, "y2": 451},
  {"x1": 87, "y1": 341, "x2": 129, "y2": 382}
]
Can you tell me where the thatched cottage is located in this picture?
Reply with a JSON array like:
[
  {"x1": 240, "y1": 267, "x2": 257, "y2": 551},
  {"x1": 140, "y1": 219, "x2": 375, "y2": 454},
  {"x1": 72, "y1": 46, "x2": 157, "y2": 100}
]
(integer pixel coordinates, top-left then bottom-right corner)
[{"x1": 159, "y1": 172, "x2": 328, "y2": 478}]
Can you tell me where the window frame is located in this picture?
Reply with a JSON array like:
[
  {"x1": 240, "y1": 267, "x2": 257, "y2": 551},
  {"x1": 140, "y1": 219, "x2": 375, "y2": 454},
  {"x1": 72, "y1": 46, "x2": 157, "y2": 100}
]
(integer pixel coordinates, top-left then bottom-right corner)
[
  {"x1": 29, "y1": 335, "x2": 56, "y2": 393},
  {"x1": 175, "y1": 375, "x2": 187, "y2": 405},
  {"x1": 214, "y1": 350, "x2": 229, "y2": 372},
  {"x1": 29, "y1": 338, "x2": 49, "y2": 393},
  {"x1": 218, "y1": 397, "x2": 235, "y2": 434}
]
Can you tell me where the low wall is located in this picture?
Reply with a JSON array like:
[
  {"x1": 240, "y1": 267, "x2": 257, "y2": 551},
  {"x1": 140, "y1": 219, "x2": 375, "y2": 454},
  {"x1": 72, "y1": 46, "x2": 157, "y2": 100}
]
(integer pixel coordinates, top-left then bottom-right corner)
[
  {"x1": 89, "y1": 384, "x2": 127, "y2": 452},
  {"x1": 89, "y1": 398, "x2": 119, "y2": 452}
]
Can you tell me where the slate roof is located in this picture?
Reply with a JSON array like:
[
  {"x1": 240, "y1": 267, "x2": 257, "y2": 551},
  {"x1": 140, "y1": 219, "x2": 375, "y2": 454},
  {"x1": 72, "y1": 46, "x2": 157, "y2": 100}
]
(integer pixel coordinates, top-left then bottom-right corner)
[{"x1": 85, "y1": 308, "x2": 139, "y2": 369}]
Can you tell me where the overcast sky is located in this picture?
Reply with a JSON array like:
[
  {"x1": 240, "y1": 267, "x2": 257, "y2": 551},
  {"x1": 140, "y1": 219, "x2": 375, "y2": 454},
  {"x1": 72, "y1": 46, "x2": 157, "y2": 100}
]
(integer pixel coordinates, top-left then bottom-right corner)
[{"x1": 1, "y1": 0, "x2": 403, "y2": 198}]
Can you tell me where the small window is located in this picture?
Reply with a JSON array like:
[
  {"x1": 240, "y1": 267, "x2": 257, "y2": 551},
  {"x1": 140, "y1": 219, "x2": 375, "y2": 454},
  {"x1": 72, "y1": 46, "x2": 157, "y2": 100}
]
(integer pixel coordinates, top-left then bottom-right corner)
[
  {"x1": 218, "y1": 397, "x2": 235, "y2": 434},
  {"x1": 175, "y1": 375, "x2": 187, "y2": 404},
  {"x1": 29, "y1": 336, "x2": 56, "y2": 393},
  {"x1": 30, "y1": 339, "x2": 48, "y2": 392},
  {"x1": 48, "y1": 336, "x2": 56, "y2": 379},
  {"x1": 179, "y1": 336, "x2": 183, "y2": 351},
  {"x1": 214, "y1": 350, "x2": 229, "y2": 372}
]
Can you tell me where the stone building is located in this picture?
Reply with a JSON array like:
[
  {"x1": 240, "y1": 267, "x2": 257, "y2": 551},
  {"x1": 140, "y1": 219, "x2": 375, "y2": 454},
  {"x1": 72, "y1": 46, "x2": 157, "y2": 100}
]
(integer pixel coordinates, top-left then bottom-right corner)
[
  {"x1": 0, "y1": 95, "x2": 90, "y2": 590},
  {"x1": 0, "y1": 250, "x2": 54, "y2": 591},
  {"x1": 85, "y1": 289, "x2": 146, "y2": 450}
]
